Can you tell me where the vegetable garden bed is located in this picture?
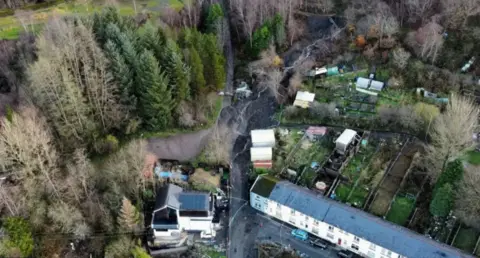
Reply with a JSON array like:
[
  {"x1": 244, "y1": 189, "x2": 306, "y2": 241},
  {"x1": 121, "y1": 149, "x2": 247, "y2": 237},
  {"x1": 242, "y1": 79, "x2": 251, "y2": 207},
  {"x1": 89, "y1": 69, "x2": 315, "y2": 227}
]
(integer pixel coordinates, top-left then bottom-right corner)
[
  {"x1": 385, "y1": 195, "x2": 415, "y2": 226},
  {"x1": 453, "y1": 227, "x2": 480, "y2": 253}
]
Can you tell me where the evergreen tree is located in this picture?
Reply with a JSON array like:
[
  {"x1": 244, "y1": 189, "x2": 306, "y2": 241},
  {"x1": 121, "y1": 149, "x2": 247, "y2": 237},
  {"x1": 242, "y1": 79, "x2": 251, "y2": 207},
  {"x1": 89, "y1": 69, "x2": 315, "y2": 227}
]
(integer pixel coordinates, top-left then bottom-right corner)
[
  {"x1": 186, "y1": 47, "x2": 206, "y2": 96},
  {"x1": 206, "y1": 3, "x2": 224, "y2": 33},
  {"x1": 249, "y1": 23, "x2": 272, "y2": 57},
  {"x1": 136, "y1": 50, "x2": 173, "y2": 130},
  {"x1": 138, "y1": 23, "x2": 166, "y2": 64},
  {"x1": 271, "y1": 14, "x2": 285, "y2": 48},
  {"x1": 202, "y1": 34, "x2": 225, "y2": 90},
  {"x1": 104, "y1": 40, "x2": 137, "y2": 113},
  {"x1": 117, "y1": 197, "x2": 141, "y2": 232},
  {"x1": 164, "y1": 39, "x2": 191, "y2": 103}
]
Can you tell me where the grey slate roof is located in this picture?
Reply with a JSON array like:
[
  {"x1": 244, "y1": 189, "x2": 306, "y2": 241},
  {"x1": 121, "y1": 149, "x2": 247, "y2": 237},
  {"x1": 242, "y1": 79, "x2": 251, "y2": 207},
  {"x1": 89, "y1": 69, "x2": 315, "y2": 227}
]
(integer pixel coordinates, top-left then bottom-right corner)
[
  {"x1": 154, "y1": 184, "x2": 182, "y2": 211},
  {"x1": 253, "y1": 176, "x2": 472, "y2": 258},
  {"x1": 154, "y1": 184, "x2": 210, "y2": 212},
  {"x1": 268, "y1": 181, "x2": 330, "y2": 220},
  {"x1": 178, "y1": 192, "x2": 209, "y2": 211}
]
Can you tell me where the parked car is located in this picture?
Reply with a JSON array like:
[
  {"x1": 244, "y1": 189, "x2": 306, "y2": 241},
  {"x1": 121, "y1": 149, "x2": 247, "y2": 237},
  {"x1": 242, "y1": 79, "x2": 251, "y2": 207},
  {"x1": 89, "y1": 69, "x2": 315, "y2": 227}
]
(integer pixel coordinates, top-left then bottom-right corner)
[
  {"x1": 309, "y1": 238, "x2": 329, "y2": 249},
  {"x1": 291, "y1": 229, "x2": 308, "y2": 241},
  {"x1": 337, "y1": 250, "x2": 361, "y2": 258}
]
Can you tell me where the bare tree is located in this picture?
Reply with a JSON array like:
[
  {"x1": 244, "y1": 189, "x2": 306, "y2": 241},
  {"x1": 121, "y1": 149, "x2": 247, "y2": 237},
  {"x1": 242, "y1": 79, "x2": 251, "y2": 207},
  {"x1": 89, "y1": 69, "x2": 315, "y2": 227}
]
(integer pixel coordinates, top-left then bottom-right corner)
[
  {"x1": 14, "y1": 10, "x2": 34, "y2": 32},
  {"x1": 288, "y1": 72, "x2": 302, "y2": 97},
  {"x1": 418, "y1": 21, "x2": 444, "y2": 63},
  {"x1": 455, "y1": 166, "x2": 480, "y2": 229},
  {"x1": 0, "y1": 108, "x2": 61, "y2": 197},
  {"x1": 48, "y1": 202, "x2": 91, "y2": 239},
  {"x1": 182, "y1": 0, "x2": 203, "y2": 27},
  {"x1": 204, "y1": 124, "x2": 235, "y2": 165},
  {"x1": 405, "y1": 0, "x2": 435, "y2": 24},
  {"x1": 392, "y1": 47, "x2": 411, "y2": 70},
  {"x1": 426, "y1": 93, "x2": 479, "y2": 181},
  {"x1": 103, "y1": 139, "x2": 150, "y2": 200},
  {"x1": 28, "y1": 19, "x2": 128, "y2": 148},
  {"x1": 441, "y1": 0, "x2": 480, "y2": 29}
]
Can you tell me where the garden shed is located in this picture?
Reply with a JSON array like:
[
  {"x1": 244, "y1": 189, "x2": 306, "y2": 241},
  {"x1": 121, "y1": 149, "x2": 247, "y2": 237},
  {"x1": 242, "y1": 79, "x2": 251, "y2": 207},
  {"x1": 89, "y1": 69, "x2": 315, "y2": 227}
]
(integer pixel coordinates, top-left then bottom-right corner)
[
  {"x1": 251, "y1": 147, "x2": 273, "y2": 162},
  {"x1": 251, "y1": 129, "x2": 276, "y2": 148},
  {"x1": 356, "y1": 77, "x2": 384, "y2": 91},
  {"x1": 293, "y1": 91, "x2": 315, "y2": 108},
  {"x1": 335, "y1": 129, "x2": 358, "y2": 154}
]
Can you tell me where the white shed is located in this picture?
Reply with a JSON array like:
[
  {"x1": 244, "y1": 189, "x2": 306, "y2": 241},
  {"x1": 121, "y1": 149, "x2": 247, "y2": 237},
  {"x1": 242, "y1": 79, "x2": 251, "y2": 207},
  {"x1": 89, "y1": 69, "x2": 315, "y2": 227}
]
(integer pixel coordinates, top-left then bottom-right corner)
[
  {"x1": 335, "y1": 129, "x2": 358, "y2": 154},
  {"x1": 251, "y1": 129, "x2": 276, "y2": 148},
  {"x1": 251, "y1": 147, "x2": 273, "y2": 162},
  {"x1": 293, "y1": 91, "x2": 315, "y2": 108},
  {"x1": 356, "y1": 77, "x2": 371, "y2": 89},
  {"x1": 356, "y1": 77, "x2": 384, "y2": 91}
]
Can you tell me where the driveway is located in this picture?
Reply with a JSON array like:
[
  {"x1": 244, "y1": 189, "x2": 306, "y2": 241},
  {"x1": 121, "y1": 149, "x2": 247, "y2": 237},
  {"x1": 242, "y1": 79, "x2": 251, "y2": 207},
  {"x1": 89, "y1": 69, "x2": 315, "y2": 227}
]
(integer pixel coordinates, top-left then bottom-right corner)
[{"x1": 147, "y1": 129, "x2": 211, "y2": 161}]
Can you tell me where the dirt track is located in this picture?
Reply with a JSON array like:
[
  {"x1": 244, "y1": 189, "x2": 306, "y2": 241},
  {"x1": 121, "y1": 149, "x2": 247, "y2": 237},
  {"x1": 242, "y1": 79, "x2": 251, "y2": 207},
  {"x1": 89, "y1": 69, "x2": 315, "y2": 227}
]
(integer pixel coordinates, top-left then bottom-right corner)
[{"x1": 147, "y1": 129, "x2": 212, "y2": 161}]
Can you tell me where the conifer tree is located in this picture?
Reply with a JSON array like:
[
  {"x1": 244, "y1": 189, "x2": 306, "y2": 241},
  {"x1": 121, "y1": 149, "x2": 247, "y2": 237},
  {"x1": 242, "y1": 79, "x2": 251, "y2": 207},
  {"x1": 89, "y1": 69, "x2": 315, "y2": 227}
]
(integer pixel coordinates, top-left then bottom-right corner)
[
  {"x1": 104, "y1": 40, "x2": 137, "y2": 113},
  {"x1": 136, "y1": 50, "x2": 173, "y2": 130},
  {"x1": 164, "y1": 40, "x2": 191, "y2": 103},
  {"x1": 186, "y1": 47, "x2": 206, "y2": 96},
  {"x1": 117, "y1": 197, "x2": 141, "y2": 232},
  {"x1": 206, "y1": 3, "x2": 224, "y2": 33},
  {"x1": 202, "y1": 34, "x2": 225, "y2": 91}
]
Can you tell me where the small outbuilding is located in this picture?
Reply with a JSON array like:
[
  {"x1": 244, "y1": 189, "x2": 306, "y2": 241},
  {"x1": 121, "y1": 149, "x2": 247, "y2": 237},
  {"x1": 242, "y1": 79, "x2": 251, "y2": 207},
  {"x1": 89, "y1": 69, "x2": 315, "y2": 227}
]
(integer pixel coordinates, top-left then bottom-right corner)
[
  {"x1": 356, "y1": 77, "x2": 384, "y2": 92},
  {"x1": 293, "y1": 91, "x2": 315, "y2": 108},
  {"x1": 335, "y1": 129, "x2": 359, "y2": 155},
  {"x1": 306, "y1": 126, "x2": 327, "y2": 141},
  {"x1": 251, "y1": 147, "x2": 273, "y2": 162},
  {"x1": 251, "y1": 129, "x2": 276, "y2": 148}
]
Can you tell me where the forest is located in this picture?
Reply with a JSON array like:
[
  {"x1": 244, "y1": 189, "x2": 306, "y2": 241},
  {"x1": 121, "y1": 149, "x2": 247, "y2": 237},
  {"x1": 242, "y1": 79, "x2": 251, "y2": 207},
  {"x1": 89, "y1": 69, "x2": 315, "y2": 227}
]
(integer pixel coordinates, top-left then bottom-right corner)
[{"x1": 0, "y1": 0, "x2": 479, "y2": 257}]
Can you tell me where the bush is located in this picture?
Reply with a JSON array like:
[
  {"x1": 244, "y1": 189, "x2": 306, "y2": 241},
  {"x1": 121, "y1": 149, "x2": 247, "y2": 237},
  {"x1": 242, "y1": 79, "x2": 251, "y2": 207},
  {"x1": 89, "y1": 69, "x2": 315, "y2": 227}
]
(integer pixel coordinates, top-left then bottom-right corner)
[
  {"x1": 0, "y1": 217, "x2": 34, "y2": 257},
  {"x1": 430, "y1": 183, "x2": 454, "y2": 217},
  {"x1": 434, "y1": 159, "x2": 464, "y2": 194}
]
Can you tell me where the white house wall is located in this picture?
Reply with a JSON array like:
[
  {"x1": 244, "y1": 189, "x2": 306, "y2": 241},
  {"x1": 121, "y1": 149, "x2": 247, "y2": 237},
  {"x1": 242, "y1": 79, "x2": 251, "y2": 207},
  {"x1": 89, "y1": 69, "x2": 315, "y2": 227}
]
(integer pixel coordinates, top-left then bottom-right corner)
[
  {"x1": 178, "y1": 216, "x2": 214, "y2": 234},
  {"x1": 250, "y1": 192, "x2": 405, "y2": 258}
]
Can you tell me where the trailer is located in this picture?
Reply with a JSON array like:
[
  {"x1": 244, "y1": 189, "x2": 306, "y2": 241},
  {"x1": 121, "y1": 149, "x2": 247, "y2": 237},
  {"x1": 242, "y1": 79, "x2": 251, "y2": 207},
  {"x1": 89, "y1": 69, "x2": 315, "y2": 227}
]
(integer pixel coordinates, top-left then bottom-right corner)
[{"x1": 335, "y1": 129, "x2": 360, "y2": 155}]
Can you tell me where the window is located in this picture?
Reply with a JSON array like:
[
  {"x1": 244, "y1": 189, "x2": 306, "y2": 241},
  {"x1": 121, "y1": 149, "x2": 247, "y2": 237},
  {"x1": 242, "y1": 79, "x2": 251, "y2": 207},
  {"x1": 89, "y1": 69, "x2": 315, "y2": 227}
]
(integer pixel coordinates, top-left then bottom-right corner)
[
  {"x1": 276, "y1": 203, "x2": 281, "y2": 209},
  {"x1": 369, "y1": 243, "x2": 376, "y2": 251},
  {"x1": 386, "y1": 251, "x2": 392, "y2": 257},
  {"x1": 351, "y1": 244, "x2": 359, "y2": 251},
  {"x1": 290, "y1": 209, "x2": 295, "y2": 215},
  {"x1": 312, "y1": 227, "x2": 319, "y2": 234},
  {"x1": 327, "y1": 233, "x2": 334, "y2": 239},
  {"x1": 328, "y1": 225, "x2": 334, "y2": 232},
  {"x1": 354, "y1": 236, "x2": 360, "y2": 243},
  {"x1": 367, "y1": 251, "x2": 376, "y2": 258},
  {"x1": 313, "y1": 219, "x2": 319, "y2": 226},
  {"x1": 305, "y1": 217, "x2": 309, "y2": 222}
]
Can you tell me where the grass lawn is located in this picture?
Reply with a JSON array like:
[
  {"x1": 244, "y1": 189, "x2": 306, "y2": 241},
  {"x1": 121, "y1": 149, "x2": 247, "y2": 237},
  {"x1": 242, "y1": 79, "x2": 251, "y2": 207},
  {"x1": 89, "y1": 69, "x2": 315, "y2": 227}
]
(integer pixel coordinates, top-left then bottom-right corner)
[
  {"x1": 385, "y1": 196, "x2": 415, "y2": 226},
  {"x1": 453, "y1": 227, "x2": 479, "y2": 253},
  {"x1": 466, "y1": 150, "x2": 480, "y2": 165},
  {"x1": 342, "y1": 144, "x2": 376, "y2": 182},
  {"x1": 378, "y1": 89, "x2": 416, "y2": 107},
  {"x1": 0, "y1": 0, "x2": 183, "y2": 39},
  {"x1": 347, "y1": 186, "x2": 368, "y2": 207},
  {"x1": 334, "y1": 183, "x2": 351, "y2": 202}
]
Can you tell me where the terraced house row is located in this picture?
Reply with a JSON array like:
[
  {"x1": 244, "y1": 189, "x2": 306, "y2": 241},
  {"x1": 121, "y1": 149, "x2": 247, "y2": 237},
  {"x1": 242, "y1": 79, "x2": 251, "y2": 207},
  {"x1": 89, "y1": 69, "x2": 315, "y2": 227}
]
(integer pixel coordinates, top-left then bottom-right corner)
[{"x1": 250, "y1": 175, "x2": 472, "y2": 258}]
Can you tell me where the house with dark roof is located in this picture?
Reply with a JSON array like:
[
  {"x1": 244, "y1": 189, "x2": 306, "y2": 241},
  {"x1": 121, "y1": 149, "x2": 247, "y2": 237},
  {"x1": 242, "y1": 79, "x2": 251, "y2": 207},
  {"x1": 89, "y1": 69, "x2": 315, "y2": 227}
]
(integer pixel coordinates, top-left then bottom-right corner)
[
  {"x1": 250, "y1": 175, "x2": 473, "y2": 258},
  {"x1": 151, "y1": 184, "x2": 216, "y2": 245}
]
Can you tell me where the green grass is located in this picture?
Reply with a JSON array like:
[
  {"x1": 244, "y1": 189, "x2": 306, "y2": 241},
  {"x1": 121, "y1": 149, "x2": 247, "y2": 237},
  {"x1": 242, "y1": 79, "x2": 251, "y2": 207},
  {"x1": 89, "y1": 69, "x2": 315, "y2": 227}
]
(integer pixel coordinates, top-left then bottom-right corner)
[
  {"x1": 453, "y1": 227, "x2": 479, "y2": 253},
  {"x1": 466, "y1": 150, "x2": 480, "y2": 165},
  {"x1": 298, "y1": 167, "x2": 317, "y2": 187},
  {"x1": 335, "y1": 184, "x2": 351, "y2": 202},
  {"x1": 347, "y1": 186, "x2": 368, "y2": 207},
  {"x1": 385, "y1": 196, "x2": 415, "y2": 226},
  {"x1": 0, "y1": 0, "x2": 170, "y2": 39}
]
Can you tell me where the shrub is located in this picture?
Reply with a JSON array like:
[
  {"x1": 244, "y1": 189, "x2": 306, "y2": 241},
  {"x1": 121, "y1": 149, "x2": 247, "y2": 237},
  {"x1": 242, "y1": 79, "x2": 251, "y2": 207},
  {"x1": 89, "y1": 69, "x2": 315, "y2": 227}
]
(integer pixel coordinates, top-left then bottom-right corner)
[
  {"x1": 0, "y1": 217, "x2": 34, "y2": 257},
  {"x1": 434, "y1": 159, "x2": 464, "y2": 194},
  {"x1": 430, "y1": 183, "x2": 454, "y2": 217}
]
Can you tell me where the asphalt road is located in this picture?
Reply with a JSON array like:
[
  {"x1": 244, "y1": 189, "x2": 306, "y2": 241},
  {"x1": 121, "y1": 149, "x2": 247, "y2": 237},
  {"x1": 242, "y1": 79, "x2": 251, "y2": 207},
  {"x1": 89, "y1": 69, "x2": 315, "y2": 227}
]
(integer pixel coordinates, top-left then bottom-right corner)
[{"x1": 235, "y1": 210, "x2": 339, "y2": 258}]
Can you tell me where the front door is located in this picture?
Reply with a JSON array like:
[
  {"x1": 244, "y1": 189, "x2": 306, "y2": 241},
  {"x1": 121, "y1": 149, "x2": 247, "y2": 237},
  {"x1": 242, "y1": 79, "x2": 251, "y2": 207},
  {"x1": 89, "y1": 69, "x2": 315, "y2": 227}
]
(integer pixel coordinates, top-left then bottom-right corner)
[{"x1": 338, "y1": 238, "x2": 342, "y2": 245}]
